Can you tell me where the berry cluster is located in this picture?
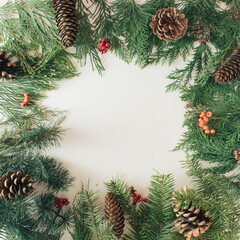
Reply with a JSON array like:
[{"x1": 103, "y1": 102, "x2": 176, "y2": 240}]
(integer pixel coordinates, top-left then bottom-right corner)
[
  {"x1": 192, "y1": 22, "x2": 211, "y2": 44},
  {"x1": 229, "y1": 9, "x2": 240, "y2": 20},
  {"x1": 130, "y1": 186, "x2": 148, "y2": 204},
  {"x1": 198, "y1": 111, "x2": 215, "y2": 134},
  {"x1": 21, "y1": 93, "x2": 29, "y2": 107},
  {"x1": 55, "y1": 197, "x2": 69, "y2": 208},
  {"x1": 98, "y1": 38, "x2": 110, "y2": 54}
]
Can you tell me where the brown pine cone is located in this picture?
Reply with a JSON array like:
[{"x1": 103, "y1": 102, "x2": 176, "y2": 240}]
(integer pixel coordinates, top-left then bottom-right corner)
[
  {"x1": 150, "y1": 7, "x2": 188, "y2": 41},
  {"x1": 0, "y1": 50, "x2": 16, "y2": 81},
  {"x1": 173, "y1": 187, "x2": 212, "y2": 240},
  {"x1": 235, "y1": 150, "x2": 240, "y2": 165},
  {"x1": 215, "y1": 46, "x2": 240, "y2": 83},
  {"x1": 174, "y1": 206, "x2": 212, "y2": 239},
  {"x1": 0, "y1": 171, "x2": 34, "y2": 200},
  {"x1": 52, "y1": 0, "x2": 78, "y2": 47},
  {"x1": 105, "y1": 193, "x2": 125, "y2": 239}
]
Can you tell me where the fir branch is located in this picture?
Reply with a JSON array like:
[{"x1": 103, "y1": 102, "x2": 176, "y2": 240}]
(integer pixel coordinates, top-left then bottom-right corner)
[
  {"x1": 70, "y1": 185, "x2": 116, "y2": 240},
  {"x1": 141, "y1": 173, "x2": 175, "y2": 240}
]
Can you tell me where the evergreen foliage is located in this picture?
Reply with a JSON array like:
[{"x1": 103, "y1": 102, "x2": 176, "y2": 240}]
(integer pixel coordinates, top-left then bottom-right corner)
[
  {"x1": 0, "y1": 0, "x2": 63, "y2": 73},
  {"x1": 74, "y1": 0, "x2": 105, "y2": 75},
  {"x1": 71, "y1": 173, "x2": 177, "y2": 240},
  {"x1": 0, "y1": 7, "x2": 78, "y2": 236},
  {"x1": 141, "y1": 173, "x2": 175, "y2": 240}
]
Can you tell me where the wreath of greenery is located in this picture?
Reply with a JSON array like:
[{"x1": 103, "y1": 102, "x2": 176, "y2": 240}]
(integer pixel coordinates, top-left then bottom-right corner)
[{"x1": 0, "y1": 0, "x2": 239, "y2": 239}]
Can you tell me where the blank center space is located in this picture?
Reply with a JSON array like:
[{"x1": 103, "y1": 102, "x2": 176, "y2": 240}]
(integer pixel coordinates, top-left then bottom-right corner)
[{"x1": 44, "y1": 53, "x2": 191, "y2": 198}]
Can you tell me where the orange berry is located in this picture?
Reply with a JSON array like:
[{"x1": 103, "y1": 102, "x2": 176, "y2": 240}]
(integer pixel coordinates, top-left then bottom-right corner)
[
  {"x1": 198, "y1": 118, "x2": 203, "y2": 123},
  {"x1": 203, "y1": 117, "x2": 209, "y2": 123},
  {"x1": 24, "y1": 97, "x2": 29, "y2": 102},
  {"x1": 203, "y1": 126, "x2": 209, "y2": 130},
  {"x1": 21, "y1": 102, "x2": 26, "y2": 107},
  {"x1": 200, "y1": 112, "x2": 206, "y2": 118},
  {"x1": 24, "y1": 93, "x2": 29, "y2": 97},
  {"x1": 207, "y1": 112, "x2": 213, "y2": 117},
  {"x1": 205, "y1": 130, "x2": 210, "y2": 134},
  {"x1": 199, "y1": 122, "x2": 205, "y2": 128},
  {"x1": 210, "y1": 129, "x2": 216, "y2": 134}
]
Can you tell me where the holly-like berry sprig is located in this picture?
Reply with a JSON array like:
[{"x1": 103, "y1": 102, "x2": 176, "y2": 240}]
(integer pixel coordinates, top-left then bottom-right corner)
[
  {"x1": 198, "y1": 111, "x2": 215, "y2": 134},
  {"x1": 98, "y1": 38, "x2": 111, "y2": 54},
  {"x1": 130, "y1": 186, "x2": 148, "y2": 204},
  {"x1": 55, "y1": 197, "x2": 70, "y2": 208}
]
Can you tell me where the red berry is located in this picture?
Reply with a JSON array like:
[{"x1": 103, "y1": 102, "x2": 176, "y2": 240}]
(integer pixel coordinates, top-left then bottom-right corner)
[
  {"x1": 102, "y1": 50, "x2": 107, "y2": 54},
  {"x1": 134, "y1": 196, "x2": 138, "y2": 200},
  {"x1": 56, "y1": 204, "x2": 59, "y2": 208},
  {"x1": 101, "y1": 46, "x2": 106, "y2": 50},
  {"x1": 131, "y1": 193, "x2": 135, "y2": 197},
  {"x1": 138, "y1": 194, "x2": 141, "y2": 198},
  {"x1": 143, "y1": 198, "x2": 148, "y2": 202},
  {"x1": 105, "y1": 42, "x2": 110, "y2": 47},
  {"x1": 101, "y1": 38, "x2": 107, "y2": 42},
  {"x1": 65, "y1": 201, "x2": 69, "y2": 206},
  {"x1": 137, "y1": 199, "x2": 140, "y2": 202},
  {"x1": 99, "y1": 42, "x2": 105, "y2": 46},
  {"x1": 133, "y1": 199, "x2": 137, "y2": 204},
  {"x1": 140, "y1": 198, "x2": 143, "y2": 202},
  {"x1": 130, "y1": 186, "x2": 134, "y2": 190},
  {"x1": 59, "y1": 203, "x2": 63, "y2": 207},
  {"x1": 106, "y1": 47, "x2": 110, "y2": 51}
]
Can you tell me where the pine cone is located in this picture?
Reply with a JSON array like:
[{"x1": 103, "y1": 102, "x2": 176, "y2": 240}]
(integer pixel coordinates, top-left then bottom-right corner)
[
  {"x1": 0, "y1": 50, "x2": 16, "y2": 81},
  {"x1": 235, "y1": 150, "x2": 240, "y2": 165},
  {"x1": 0, "y1": 171, "x2": 34, "y2": 200},
  {"x1": 105, "y1": 193, "x2": 125, "y2": 239},
  {"x1": 52, "y1": 0, "x2": 78, "y2": 47},
  {"x1": 215, "y1": 46, "x2": 240, "y2": 83},
  {"x1": 150, "y1": 7, "x2": 188, "y2": 41},
  {"x1": 173, "y1": 187, "x2": 212, "y2": 240}
]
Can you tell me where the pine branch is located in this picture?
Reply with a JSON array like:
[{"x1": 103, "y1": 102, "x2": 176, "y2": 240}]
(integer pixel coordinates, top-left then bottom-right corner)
[
  {"x1": 90, "y1": 0, "x2": 129, "y2": 63},
  {"x1": 75, "y1": 0, "x2": 105, "y2": 75},
  {"x1": 0, "y1": 0, "x2": 63, "y2": 73}
]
